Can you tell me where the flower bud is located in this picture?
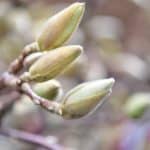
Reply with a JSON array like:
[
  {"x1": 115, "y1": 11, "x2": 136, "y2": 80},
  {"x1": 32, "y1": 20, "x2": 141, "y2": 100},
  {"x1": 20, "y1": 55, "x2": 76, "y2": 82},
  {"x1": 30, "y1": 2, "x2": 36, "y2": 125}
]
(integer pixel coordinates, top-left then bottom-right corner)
[
  {"x1": 61, "y1": 78, "x2": 115, "y2": 119},
  {"x1": 33, "y1": 80, "x2": 61, "y2": 100},
  {"x1": 23, "y1": 52, "x2": 46, "y2": 68},
  {"x1": 124, "y1": 93, "x2": 150, "y2": 119},
  {"x1": 28, "y1": 45, "x2": 82, "y2": 82},
  {"x1": 37, "y1": 2, "x2": 85, "y2": 51}
]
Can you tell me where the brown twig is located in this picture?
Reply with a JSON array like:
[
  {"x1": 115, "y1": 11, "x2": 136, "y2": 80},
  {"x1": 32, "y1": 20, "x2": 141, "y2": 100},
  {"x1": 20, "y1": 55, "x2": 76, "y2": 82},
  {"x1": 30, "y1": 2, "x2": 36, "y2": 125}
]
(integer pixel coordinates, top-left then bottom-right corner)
[
  {"x1": 8, "y1": 42, "x2": 39, "y2": 74},
  {"x1": 0, "y1": 39, "x2": 64, "y2": 148},
  {"x1": 21, "y1": 83, "x2": 63, "y2": 115},
  {"x1": 0, "y1": 128, "x2": 64, "y2": 150},
  {"x1": 0, "y1": 72, "x2": 63, "y2": 117},
  {"x1": 0, "y1": 73, "x2": 21, "y2": 121}
]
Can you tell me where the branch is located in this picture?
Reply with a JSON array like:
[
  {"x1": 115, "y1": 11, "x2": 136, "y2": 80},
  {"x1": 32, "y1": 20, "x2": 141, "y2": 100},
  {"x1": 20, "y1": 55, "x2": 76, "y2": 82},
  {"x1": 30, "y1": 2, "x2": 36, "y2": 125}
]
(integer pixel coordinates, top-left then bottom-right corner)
[
  {"x1": 8, "y1": 42, "x2": 39, "y2": 74},
  {"x1": 21, "y1": 83, "x2": 63, "y2": 115},
  {"x1": 0, "y1": 72, "x2": 63, "y2": 117},
  {"x1": 0, "y1": 128, "x2": 64, "y2": 150},
  {"x1": 0, "y1": 74, "x2": 64, "y2": 150}
]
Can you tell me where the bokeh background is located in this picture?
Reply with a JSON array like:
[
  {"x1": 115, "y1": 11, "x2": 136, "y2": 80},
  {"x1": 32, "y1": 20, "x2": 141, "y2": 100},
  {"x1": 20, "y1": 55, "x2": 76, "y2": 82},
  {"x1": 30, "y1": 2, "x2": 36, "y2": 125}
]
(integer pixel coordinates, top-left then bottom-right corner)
[{"x1": 0, "y1": 0, "x2": 150, "y2": 150}]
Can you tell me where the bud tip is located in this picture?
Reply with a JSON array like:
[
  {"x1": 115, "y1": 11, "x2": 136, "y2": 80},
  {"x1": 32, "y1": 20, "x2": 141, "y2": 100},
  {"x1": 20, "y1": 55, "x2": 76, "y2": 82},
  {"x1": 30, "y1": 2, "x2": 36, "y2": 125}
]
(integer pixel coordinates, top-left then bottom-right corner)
[{"x1": 107, "y1": 78, "x2": 115, "y2": 88}]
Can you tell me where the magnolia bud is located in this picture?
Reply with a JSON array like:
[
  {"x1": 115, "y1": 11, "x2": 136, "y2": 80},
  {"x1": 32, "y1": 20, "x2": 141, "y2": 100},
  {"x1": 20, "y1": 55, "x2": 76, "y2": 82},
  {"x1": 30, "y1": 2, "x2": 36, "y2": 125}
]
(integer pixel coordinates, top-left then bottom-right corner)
[
  {"x1": 37, "y1": 2, "x2": 85, "y2": 51},
  {"x1": 23, "y1": 52, "x2": 46, "y2": 68},
  {"x1": 33, "y1": 80, "x2": 61, "y2": 100},
  {"x1": 27, "y1": 45, "x2": 82, "y2": 82},
  {"x1": 124, "y1": 93, "x2": 150, "y2": 119},
  {"x1": 61, "y1": 78, "x2": 115, "y2": 119}
]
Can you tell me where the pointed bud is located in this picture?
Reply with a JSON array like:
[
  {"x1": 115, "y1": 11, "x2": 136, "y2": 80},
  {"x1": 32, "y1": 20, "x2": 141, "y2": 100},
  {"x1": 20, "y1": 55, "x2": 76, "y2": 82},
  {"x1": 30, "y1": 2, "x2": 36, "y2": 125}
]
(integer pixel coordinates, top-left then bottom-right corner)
[
  {"x1": 61, "y1": 78, "x2": 115, "y2": 119},
  {"x1": 37, "y1": 2, "x2": 85, "y2": 51},
  {"x1": 28, "y1": 45, "x2": 82, "y2": 82},
  {"x1": 124, "y1": 93, "x2": 150, "y2": 119},
  {"x1": 33, "y1": 80, "x2": 61, "y2": 100}
]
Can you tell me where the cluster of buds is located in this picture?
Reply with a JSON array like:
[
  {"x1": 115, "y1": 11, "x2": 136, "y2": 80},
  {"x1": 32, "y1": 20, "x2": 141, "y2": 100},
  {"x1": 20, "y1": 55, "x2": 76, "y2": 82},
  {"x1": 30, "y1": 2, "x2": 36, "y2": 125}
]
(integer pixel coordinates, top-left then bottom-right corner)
[{"x1": 11, "y1": 2, "x2": 115, "y2": 119}]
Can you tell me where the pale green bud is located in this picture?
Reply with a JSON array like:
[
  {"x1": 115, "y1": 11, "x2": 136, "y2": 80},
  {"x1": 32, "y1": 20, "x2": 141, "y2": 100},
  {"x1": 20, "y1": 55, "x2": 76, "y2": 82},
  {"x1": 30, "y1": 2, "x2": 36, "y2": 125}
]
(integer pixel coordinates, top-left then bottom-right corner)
[
  {"x1": 33, "y1": 80, "x2": 61, "y2": 100},
  {"x1": 124, "y1": 93, "x2": 150, "y2": 119},
  {"x1": 61, "y1": 78, "x2": 115, "y2": 119},
  {"x1": 37, "y1": 2, "x2": 85, "y2": 51},
  {"x1": 28, "y1": 45, "x2": 82, "y2": 82}
]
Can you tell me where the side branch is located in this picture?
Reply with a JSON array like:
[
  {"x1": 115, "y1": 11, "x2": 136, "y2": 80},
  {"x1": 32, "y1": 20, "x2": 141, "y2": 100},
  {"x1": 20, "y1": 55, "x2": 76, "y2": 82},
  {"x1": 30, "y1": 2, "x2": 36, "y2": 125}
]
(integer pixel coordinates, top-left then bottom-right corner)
[
  {"x1": 21, "y1": 83, "x2": 63, "y2": 116},
  {"x1": 0, "y1": 72, "x2": 63, "y2": 117}
]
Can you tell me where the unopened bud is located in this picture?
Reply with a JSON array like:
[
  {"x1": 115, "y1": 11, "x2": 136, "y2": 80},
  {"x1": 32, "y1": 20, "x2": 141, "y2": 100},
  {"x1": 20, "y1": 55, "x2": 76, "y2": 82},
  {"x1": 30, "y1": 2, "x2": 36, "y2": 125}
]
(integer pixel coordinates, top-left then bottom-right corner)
[
  {"x1": 61, "y1": 78, "x2": 115, "y2": 119},
  {"x1": 23, "y1": 52, "x2": 46, "y2": 68},
  {"x1": 28, "y1": 45, "x2": 82, "y2": 82},
  {"x1": 124, "y1": 93, "x2": 150, "y2": 119},
  {"x1": 37, "y1": 2, "x2": 85, "y2": 51},
  {"x1": 33, "y1": 80, "x2": 61, "y2": 100}
]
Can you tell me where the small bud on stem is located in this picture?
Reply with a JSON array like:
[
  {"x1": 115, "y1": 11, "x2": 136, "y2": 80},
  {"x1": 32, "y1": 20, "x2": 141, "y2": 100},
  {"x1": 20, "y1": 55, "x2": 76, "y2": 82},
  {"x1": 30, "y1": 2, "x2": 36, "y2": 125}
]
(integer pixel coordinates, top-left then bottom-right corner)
[
  {"x1": 61, "y1": 78, "x2": 115, "y2": 119},
  {"x1": 26, "y1": 45, "x2": 83, "y2": 82},
  {"x1": 33, "y1": 80, "x2": 61, "y2": 100},
  {"x1": 23, "y1": 52, "x2": 46, "y2": 69}
]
